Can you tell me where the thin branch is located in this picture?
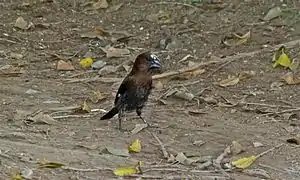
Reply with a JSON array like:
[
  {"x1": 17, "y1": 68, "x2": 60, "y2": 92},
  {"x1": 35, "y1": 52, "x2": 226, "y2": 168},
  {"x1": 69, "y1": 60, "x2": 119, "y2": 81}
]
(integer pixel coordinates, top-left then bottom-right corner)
[{"x1": 147, "y1": 130, "x2": 169, "y2": 159}]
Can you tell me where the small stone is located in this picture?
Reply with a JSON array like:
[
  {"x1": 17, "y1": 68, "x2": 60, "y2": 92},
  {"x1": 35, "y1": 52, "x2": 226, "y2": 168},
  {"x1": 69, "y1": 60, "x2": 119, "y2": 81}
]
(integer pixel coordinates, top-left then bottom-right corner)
[
  {"x1": 25, "y1": 88, "x2": 40, "y2": 95},
  {"x1": 192, "y1": 140, "x2": 205, "y2": 146},
  {"x1": 10, "y1": 52, "x2": 23, "y2": 59},
  {"x1": 92, "y1": 60, "x2": 106, "y2": 70},
  {"x1": 253, "y1": 142, "x2": 264, "y2": 148}
]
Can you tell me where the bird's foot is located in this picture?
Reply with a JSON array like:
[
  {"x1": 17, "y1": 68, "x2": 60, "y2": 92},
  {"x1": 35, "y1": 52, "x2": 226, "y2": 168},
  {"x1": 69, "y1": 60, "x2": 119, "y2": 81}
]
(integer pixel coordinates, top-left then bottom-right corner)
[{"x1": 145, "y1": 122, "x2": 159, "y2": 128}]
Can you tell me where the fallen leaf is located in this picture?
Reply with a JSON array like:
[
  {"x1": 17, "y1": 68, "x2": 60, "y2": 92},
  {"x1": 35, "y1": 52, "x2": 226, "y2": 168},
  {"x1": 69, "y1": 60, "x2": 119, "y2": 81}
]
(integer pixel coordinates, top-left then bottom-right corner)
[
  {"x1": 219, "y1": 76, "x2": 240, "y2": 87},
  {"x1": 89, "y1": 91, "x2": 106, "y2": 103},
  {"x1": 113, "y1": 166, "x2": 137, "y2": 177},
  {"x1": 93, "y1": 0, "x2": 109, "y2": 9},
  {"x1": 233, "y1": 31, "x2": 251, "y2": 45},
  {"x1": 27, "y1": 112, "x2": 57, "y2": 125},
  {"x1": 104, "y1": 47, "x2": 130, "y2": 58},
  {"x1": 14, "y1": 16, "x2": 28, "y2": 29},
  {"x1": 230, "y1": 141, "x2": 245, "y2": 155},
  {"x1": 80, "y1": 57, "x2": 93, "y2": 68},
  {"x1": 282, "y1": 72, "x2": 300, "y2": 85},
  {"x1": 103, "y1": 147, "x2": 130, "y2": 157},
  {"x1": 128, "y1": 139, "x2": 141, "y2": 153},
  {"x1": 82, "y1": 100, "x2": 89, "y2": 112},
  {"x1": 232, "y1": 156, "x2": 256, "y2": 169},
  {"x1": 167, "y1": 154, "x2": 176, "y2": 163},
  {"x1": 273, "y1": 46, "x2": 293, "y2": 70},
  {"x1": 38, "y1": 162, "x2": 65, "y2": 168},
  {"x1": 153, "y1": 80, "x2": 164, "y2": 90},
  {"x1": 56, "y1": 60, "x2": 74, "y2": 71},
  {"x1": 263, "y1": 7, "x2": 281, "y2": 21},
  {"x1": 12, "y1": 173, "x2": 22, "y2": 180},
  {"x1": 113, "y1": 161, "x2": 142, "y2": 177},
  {"x1": 175, "y1": 152, "x2": 187, "y2": 164},
  {"x1": 184, "y1": 69, "x2": 206, "y2": 78},
  {"x1": 131, "y1": 124, "x2": 148, "y2": 134},
  {"x1": 73, "y1": 100, "x2": 90, "y2": 114}
]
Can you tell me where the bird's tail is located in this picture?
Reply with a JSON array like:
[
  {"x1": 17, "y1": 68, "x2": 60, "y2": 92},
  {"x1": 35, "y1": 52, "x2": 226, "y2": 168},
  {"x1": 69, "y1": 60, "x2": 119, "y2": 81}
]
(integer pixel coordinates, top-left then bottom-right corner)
[{"x1": 100, "y1": 107, "x2": 119, "y2": 120}]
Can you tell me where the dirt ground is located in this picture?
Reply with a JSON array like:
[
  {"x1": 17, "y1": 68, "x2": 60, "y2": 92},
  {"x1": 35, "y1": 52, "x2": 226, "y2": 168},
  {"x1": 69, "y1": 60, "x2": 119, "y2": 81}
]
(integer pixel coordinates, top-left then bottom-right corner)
[{"x1": 1, "y1": 0, "x2": 300, "y2": 179}]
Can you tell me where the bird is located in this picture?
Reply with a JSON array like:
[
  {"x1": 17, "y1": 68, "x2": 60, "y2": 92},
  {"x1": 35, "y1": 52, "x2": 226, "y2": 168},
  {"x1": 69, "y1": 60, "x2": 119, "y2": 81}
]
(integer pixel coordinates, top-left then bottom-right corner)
[{"x1": 100, "y1": 51, "x2": 162, "y2": 131}]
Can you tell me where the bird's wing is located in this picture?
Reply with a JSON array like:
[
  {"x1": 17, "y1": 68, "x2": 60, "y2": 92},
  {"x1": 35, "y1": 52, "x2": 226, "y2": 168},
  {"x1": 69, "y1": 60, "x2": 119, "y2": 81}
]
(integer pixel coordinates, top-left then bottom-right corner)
[{"x1": 114, "y1": 76, "x2": 132, "y2": 105}]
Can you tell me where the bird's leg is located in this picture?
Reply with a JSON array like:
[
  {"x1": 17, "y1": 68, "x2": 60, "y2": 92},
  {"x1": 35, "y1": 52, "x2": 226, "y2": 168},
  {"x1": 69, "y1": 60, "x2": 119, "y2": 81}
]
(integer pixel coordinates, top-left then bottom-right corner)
[
  {"x1": 118, "y1": 110, "x2": 123, "y2": 131},
  {"x1": 136, "y1": 108, "x2": 156, "y2": 128}
]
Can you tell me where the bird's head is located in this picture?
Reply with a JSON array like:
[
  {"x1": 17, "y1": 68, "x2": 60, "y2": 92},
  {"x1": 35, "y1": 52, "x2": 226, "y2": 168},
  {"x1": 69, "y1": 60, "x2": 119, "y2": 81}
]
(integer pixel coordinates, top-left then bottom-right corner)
[{"x1": 132, "y1": 51, "x2": 162, "y2": 73}]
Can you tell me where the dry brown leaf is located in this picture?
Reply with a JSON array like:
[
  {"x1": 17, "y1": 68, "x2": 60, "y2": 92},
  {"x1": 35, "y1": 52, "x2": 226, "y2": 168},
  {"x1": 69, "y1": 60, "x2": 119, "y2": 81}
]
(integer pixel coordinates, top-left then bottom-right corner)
[
  {"x1": 14, "y1": 16, "x2": 28, "y2": 29},
  {"x1": 131, "y1": 124, "x2": 148, "y2": 134},
  {"x1": 104, "y1": 47, "x2": 130, "y2": 58},
  {"x1": 89, "y1": 91, "x2": 106, "y2": 103},
  {"x1": 219, "y1": 76, "x2": 240, "y2": 87},
  {"x1": 153, "y1": 80, "x2": 164, "y2": 90},
  {"x1": 282, "y1": 72, "x2": 300, "y2": 85},
  {"x1": 93, "y1": 0, "x2": 108, "y2": 9},
  {"x1": 230, "y1": 141, "x2": 245, "y2": 155},
  {"x1": 56, "y1": 60, "x2": 74, "y2": 71}
]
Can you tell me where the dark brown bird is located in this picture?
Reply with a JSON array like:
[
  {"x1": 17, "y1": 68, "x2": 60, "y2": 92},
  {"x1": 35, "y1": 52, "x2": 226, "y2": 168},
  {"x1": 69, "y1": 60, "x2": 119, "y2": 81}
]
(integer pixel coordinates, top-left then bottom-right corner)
[{"x1": 100, "y1": 51, "x2": 162, "y2": 130}]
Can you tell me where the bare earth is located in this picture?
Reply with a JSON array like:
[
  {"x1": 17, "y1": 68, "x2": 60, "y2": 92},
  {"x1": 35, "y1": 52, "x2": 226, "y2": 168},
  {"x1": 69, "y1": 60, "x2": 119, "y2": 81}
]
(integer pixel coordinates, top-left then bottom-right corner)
[{"x1": 1, "y1": 0, "x2": 300, "y2": 179}]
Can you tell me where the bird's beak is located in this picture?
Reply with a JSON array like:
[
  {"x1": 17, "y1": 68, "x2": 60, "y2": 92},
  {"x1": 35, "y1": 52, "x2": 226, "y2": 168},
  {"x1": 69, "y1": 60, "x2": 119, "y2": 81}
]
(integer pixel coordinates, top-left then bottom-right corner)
[
  {"x1": 150, "y1": 54, "x2": 161, "y2": 69},
  {"x1": 150, "y1": 58, "x2": 161, "y2": 69}
]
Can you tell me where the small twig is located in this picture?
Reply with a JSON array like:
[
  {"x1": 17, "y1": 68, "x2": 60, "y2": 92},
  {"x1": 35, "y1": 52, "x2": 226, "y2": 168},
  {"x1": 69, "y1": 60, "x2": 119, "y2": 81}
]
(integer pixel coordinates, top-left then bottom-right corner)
[
  {"x1": 206, "y1": 58, "x2": 236, "y2": 78},
  {"x1": 256, "y1": 143, "x2": 284, "y2": 159},
  {"x1": 239, "y1": 102, "x2": 294, "y2": 109},
  {"x1": 0, "y1": 38, "x2": 18, "y2": 44},
  {"x1": 214, "y1": 146, "x2": 233, "y2": 179},
  {"x1": 128, "y1": 174, "x2": 228, "y2": 179},
  {"x1": 52, "y1": 114, "x2": 95, "y2": 119},
  {"x1": 152, "y1": 2, "x2": 199, "y2": 10},
  {"x1": 148, "y1": 130, "x2": 169, "y2": 159},
  {"x1": 259, "y1": 163, "x2": 286, "y2": 173},
  {"x1": 65, "y1": 60, "x2": 221, "y2": 83},
  {"x1": 62, "y1": 166, "x2": 112, "y2": 172},
  {"x1": 276, "y1": 107, "x2": 300, "y2": 114}
]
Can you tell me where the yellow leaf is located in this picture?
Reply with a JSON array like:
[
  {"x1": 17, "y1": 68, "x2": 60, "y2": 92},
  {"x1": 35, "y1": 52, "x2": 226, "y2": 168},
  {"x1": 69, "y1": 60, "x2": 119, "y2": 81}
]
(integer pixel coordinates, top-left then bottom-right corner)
[
  {"x1": 128, "y1": 139, "x2": 141, "y2": 153},
  {"x1": 219, "y1": 76, "x2": 240, "y2": 87},
  {"x1": 12, "y1": 174, "x2": 22, "y2": 180},
  {"x1": 82, "y1": 100, "x2": 89, "y2": 112},
  {"x1": 273, "y1": 47, "x2": 292, "y2": 69},
  {"x1": 233, "y1": 31, "x2": 251, "y2": 46},
  {"x1": 80, "y1": 57, "x2": 93, "y2": 68},
  {"x1": 38, "y1": 162, "x2": 65, "y2": 168},
  {"x1": 113, "y1": 166, "x2": 137, "y2": 176},
  {"x1": 232, "y1": 156, "x2": 256, "y2": 169},
  {"x1": 113, "y1": 161, "x2": 142, "y2": 177}
]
